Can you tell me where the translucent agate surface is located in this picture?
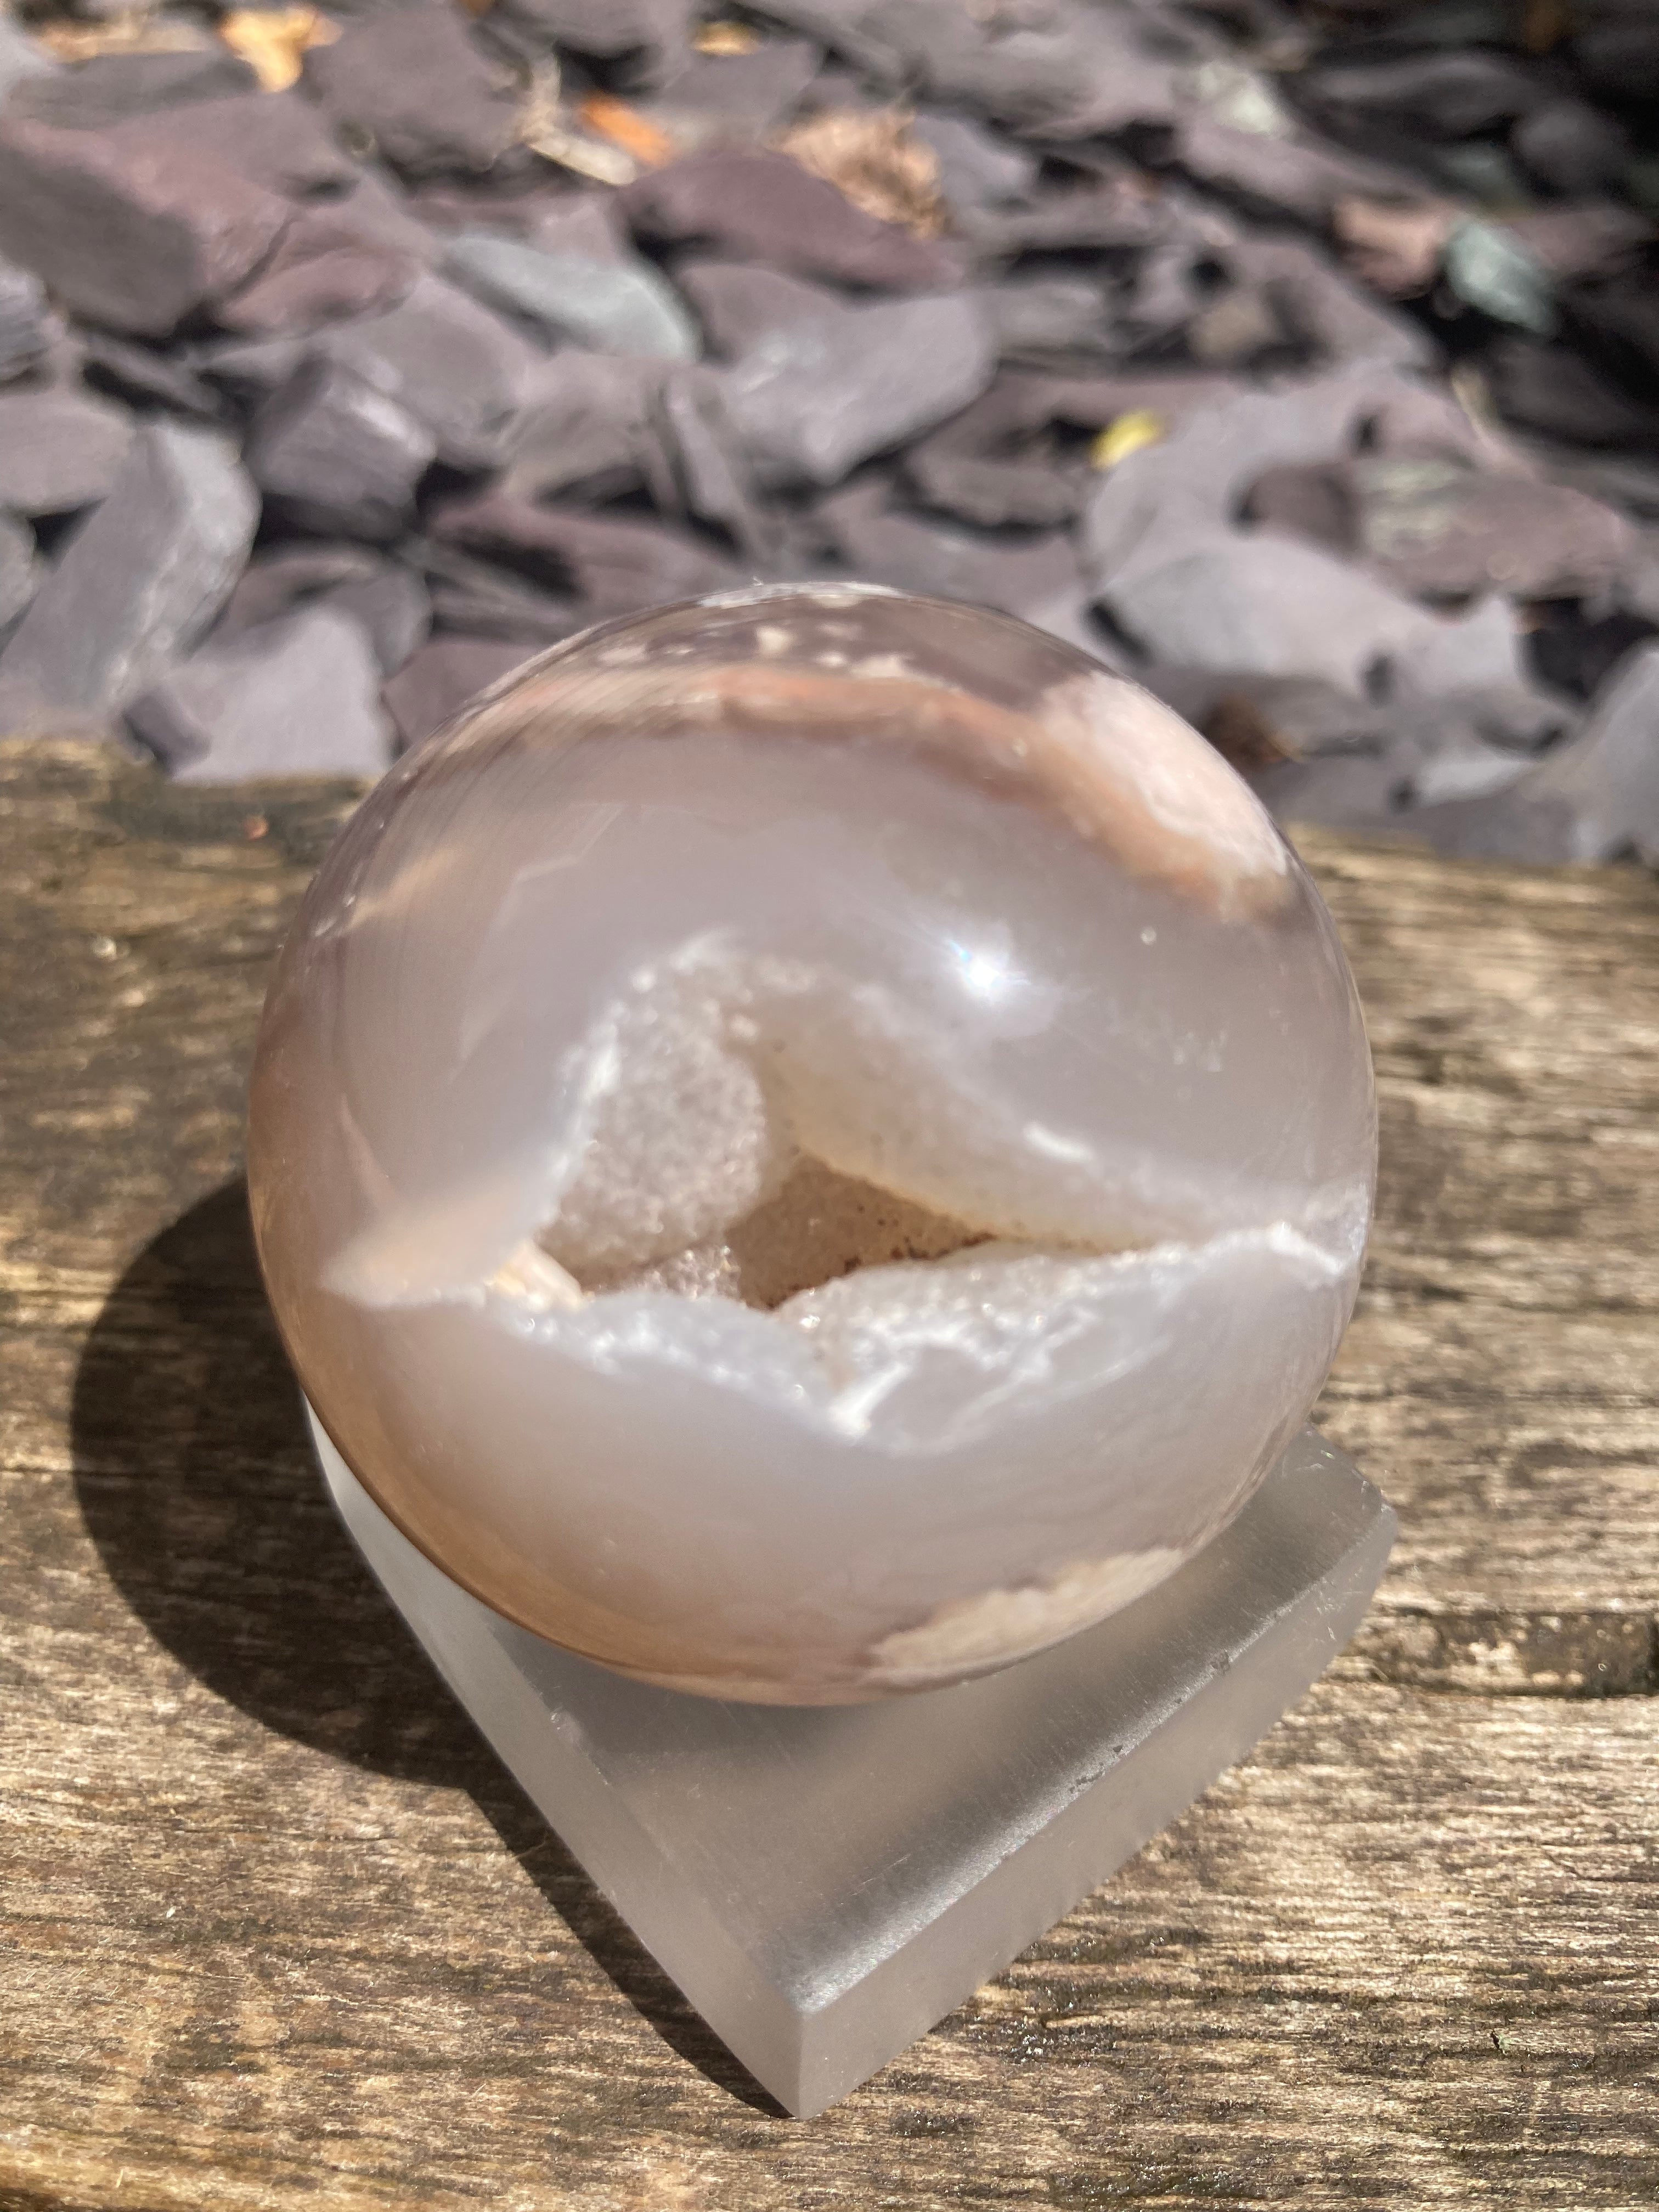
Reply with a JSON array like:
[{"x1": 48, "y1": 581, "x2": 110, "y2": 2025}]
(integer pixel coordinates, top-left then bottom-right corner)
[{"x1": 248, "y1": 587, "x2": 1375, "y2": 1702}]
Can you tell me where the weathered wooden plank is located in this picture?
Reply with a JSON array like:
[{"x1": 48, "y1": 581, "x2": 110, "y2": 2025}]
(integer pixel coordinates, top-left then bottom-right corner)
[{"x1": 3, "y1": 741, "x2": 1657, "y2": 2211}]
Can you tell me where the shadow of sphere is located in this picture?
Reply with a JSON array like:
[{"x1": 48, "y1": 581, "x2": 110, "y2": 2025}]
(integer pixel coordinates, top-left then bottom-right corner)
[{"x1": 70, "y1": 1181, "x2": 783, "y2": 2112}]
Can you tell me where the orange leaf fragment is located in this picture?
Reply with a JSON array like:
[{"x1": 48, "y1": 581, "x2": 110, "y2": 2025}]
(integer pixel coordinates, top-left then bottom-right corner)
[{"x1": 576, "y1": 93, "x2": 678, "y2": 170}]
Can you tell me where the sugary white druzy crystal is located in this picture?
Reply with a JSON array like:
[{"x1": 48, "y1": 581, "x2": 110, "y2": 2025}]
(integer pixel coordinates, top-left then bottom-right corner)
[{"x1": 249, "y1": 586, "x2": 1374, "y2": 1701}]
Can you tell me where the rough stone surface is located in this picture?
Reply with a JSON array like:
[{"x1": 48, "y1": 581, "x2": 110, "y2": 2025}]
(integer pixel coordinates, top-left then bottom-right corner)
[
  {"x1": 126, "y1": 606, "x2": 393, "y2": 782},
  {"x1": 0, "y1": 387, "x2": 134, "y2": 516},
  {"x1": 303, "y1": 5, "x2": 521, "y2": 180},
  {"x1": 1515, "y1": 642, "x2": 1659, "y2": 865},
  {"x1": 444, "y1": 230, "x2": 699, "y2": 358},
  {"x1": 215, "y1": 205, "x2": 422, "y2": 338},
  {"x1": 383, "y1": 633, "x2": 531, "y2": 750},
  {"x1": 0, "y1": 422, "x2": 256, "y2": 729},
  {"x1": 427, "y1": 491, "x2": 743, "y2": 616},
  {"x1": 0, "y1": 116, "x2": 292, "y2": 337},
  {"x1": 247, "y1": 357, "x2": 437, "y2": 541},
  {"x1": 622, "y1": 149, "x2": 965, "y2": 291},
  {"x1": 0, "y1": 253, "x2": 50, "y2": 383},
  {"x1": 216, "y1": 545, "x2": 431, "y2": 676},
  {"x1": 0, "y1": 510, "x2": 39, "y2": 636},
  {"x1": 105, "y1": 91, "x2": 358, "y2": 202},
  {"x1": 485, "y1": 0, "x2": 692, "y2": 85},
  {"x1": 681, "y1": 262, "x2": 995, "y2": 487},
  {"x1": 5, "y1": 49, "x2": 257, "y2": 129},
  {"x1": 79, "y1": 331, "x2": 224, "y2": 421},
  {"x1": 501, "y1": 351, "x2": 672, "y2": 503},
  {"x1": 313, "y1": 275, "x2": 545, "y2": 469}
]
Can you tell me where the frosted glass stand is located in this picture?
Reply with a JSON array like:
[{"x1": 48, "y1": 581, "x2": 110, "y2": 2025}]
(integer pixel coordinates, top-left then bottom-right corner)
[{"x1": 311, "y1": 1408, "x2": 1393, "y2": 2118}]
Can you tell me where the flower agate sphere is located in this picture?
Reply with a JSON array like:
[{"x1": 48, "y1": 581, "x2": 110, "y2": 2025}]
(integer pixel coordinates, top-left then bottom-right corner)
[{"x1": 249, "y1": 587, "x2": 1374, "y2": 1702}]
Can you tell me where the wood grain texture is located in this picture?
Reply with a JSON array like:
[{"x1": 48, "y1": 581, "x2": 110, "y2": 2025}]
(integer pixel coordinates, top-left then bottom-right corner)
[{"x1": 2, "y1": 739, "x2": 1656, "y2": 2211}]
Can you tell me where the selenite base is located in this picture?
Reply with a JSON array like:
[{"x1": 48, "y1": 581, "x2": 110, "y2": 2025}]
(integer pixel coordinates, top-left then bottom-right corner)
[{"x1": 309, "y1": 1409, "x2": 1394, "y2": 2118}]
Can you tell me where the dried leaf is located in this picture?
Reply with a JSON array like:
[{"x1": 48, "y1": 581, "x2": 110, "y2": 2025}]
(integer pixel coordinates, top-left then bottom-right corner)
[
  {"x1": 33, "y1": 10, "x2": 207, "y2": 61},
  {"x1": 220, "y1": 6, "x2": 340, "y2": 93},
  {"x1": 577, "y1": 93, "x2": 678, "y2": 170},
  {"x1": 693, "y1": 20, "x2": 759, "y2": 55},
  {"x1": 1090, "y1": 411, "x2": 1164, "y2": 472},
  {"x1": 775, "y1": 109, "x2": 944, "y2": 239}
]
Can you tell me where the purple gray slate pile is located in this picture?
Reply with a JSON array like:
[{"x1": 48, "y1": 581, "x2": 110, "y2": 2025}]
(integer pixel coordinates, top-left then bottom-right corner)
[{"x1": 0, "y1": 0, "x2": 1656, "y2": 863}]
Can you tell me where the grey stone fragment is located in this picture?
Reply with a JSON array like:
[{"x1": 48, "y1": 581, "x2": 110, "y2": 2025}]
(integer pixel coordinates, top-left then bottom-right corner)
[
  {"x1": 1511, "y1": 100, "x2": 1628, "y2": 198},
  {"x1": 428, "y1": 490, "x2": 744, "y2": 616},
  {"x1": 0, "y1": 421, "x2": 257, "y2": 729},
  {"x1": 382, "y1": 634, "x2": 530, "y2": 752},
  {"x1": 1305, "y1": 51, "x2": 1545, "y2": 139},
  {"x1": 8, "y1": 50, "x2": 257, "y2": 129},
  {"x1": 81, "y1": 331, "x2": 224, "y2": 420},
  {"x1": 911, "y1": 110, "x2": 1035, "y2": 217},
  {"x1": 216, "y1": 544, "x2": 430, "y2": 674},
  {"x1": 1508, "y1": 642, "x2": 1659, "y2": 864},
  {"x1": 747, "y1": 0, "x2": 1183, "y2": 138},
  {"x1": 1485, "y1": 338, "x2": 1659, "y2": 450},
  {"x1": 642, "y1": 38, "x2": 820, "y2": 146},
  {"x1": 975, "y1": 278, "x2": 1111, "y2": 359},
  {"x1": 0, "y1": 116, "x2": 292, "y2": 337},
  {"x1": 622, "y1": 150, "x2": 966, "y2": 292},
  {"x1": 0, "y1": 255, "x2": 51, "y2": 384},
  {"x1": 0, "y1": 512, "x2": 40, "y2": 640},
  {"x1": 408, "y1": 536, "x2": 582, "y2": 643},
  {"x1": 1101, "y1": 533, "x2": 1522, "y2": 699},
  {"x1": 957, "y1": 180, "x2": 1160, "y2": 259},
  {"x1": 678, "y1": 262, "x2": 995, "y2": 488},
  {"x1": 127, "y1": 607, "x2": 393, "y2": 782},
  {"x1": 247, "y1": 356, "x2": 437, "y2": 541},
  {"x1": 215, "y1": 204, "x2": 422, "y2": 338},
  {"x1": 444, "y1": 232, "x2": 699, "y2": 359},
  {"x1": 314, "y1": 275, "x2": 545, "y2": 468},
  {"x1": 483, "y1": 0, "x2": 692, "y2": 87},
  {"x1": 657, "y1": 363, "x2": 781, "y2": 562},
  {"x1": 503, "y1": 352, "x2": 672, "y2": 503},
  {"x1": 329, "y1": 170, "x2": 446, "y2": 272},
  {"x1": 303, "y1": 5, "x2": 520, "y2": 179},
  {"x1": 814, "y1": 483, "x2": 1108, "y2": 660},
  {"x1": 106, "y1": 92, "x2": 358, "y2": 201},
  {"x1": 0, "y1": 387, "x2": 134, "y2": 515},
  {"x1": 1223, "y1": 234, "x2": 1437, "y2": 371},
  {"x1": 0, "y1": 14, "x2": 54, "y2": 108},
  {"x1": 522, "y1": 191, "x2": 631, "y2": 266},
  {"x1": 1175, "y1": 114, "x2": 1420, "y2": 228}
]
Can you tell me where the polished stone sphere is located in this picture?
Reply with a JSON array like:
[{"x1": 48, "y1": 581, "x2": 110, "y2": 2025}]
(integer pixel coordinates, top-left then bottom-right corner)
[{"x1": 249, "y1": 586, "x2": 1375, "y2": 1702}]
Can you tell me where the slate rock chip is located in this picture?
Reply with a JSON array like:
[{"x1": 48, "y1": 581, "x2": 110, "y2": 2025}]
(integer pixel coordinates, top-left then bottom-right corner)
[
  {"x1": 127, "y1": 606, "x2": 393, "y2": 782},
  {"x1": 0, "y1": 421, "x2": 257, "y2": 729},
  {"x1": 483, "y1": 0, "x2": 693, "y2": 87},
  {"x1": 7, "y1": 50, "x2": 258, "y2": 131},
  {"x1": 911, "y1": 109, "x2": 1036, "y2": 218},
  {"x1": 502, "y1": 351, "x2": 673, "y2": 503},
  {"x1": 247, "y1": 356, "x2": 437, "y2": 541},
  {"x1": 444, "y1": 230, "x2": 699, "y2": 359},
  {"x1": 80, "y1": 331, "x2": 224, "y2": 420},
  {"x1": 622, "y1": 149, "x2": 964, "y2": 291},
  {"x1": 216, "y1": 204, "x2": 423, "y2": 337},
  {"x1": 428, "y1": 491, "x2": 744, "y2": 617},
  {"x1": 814, "y1": 481, "x2": 1105, "y2": 658},
  {"x1": 677, "y1": 262, "x2": 995, "y2": 488},
  {"x1": 216, "y1": 543, "x2": 431, "y2": 675},
  {"x1": 105, "y1": 92, "x2": 358, "y2": 203},
  {"x1": 0, "y1": 13, "x2": 55, "y2": 107},
  {"x1": 1248, "y1": 452, "x2": 1634, "y2": 603},
  {"x1": 382, "y1": 634, "x2": 531, "y2": 752},
  {"x1": 0, "y1": 512, "x2": 40, "y2": 638},
  {"x1": 1510, "y1": 99, "x2": 1628, "y2": 198},
  {"x1": 303, "y1": 5, "x2": 521, "y2": 179},
  {"x1": 0, "y1": 117, "x2": 293, "y2": 337},
  {"x1": 1507, "y1": 641, "x2": 1659, "y2": 865},
  {"x1": 642, "y1": 37, "x2": 821, "y2": 147},
  {"x1": 0, "y1": 255, "x2": 52, "y2": 384},
  {"x1": 312, "y1": 275, "x2": 545, "y2": 468},
  {"x1": 0, "y1": 387, "x2": 134, "y2": 516},
  {"x1": 408, "y1": 535, "x2": 583, "y2": 643}
]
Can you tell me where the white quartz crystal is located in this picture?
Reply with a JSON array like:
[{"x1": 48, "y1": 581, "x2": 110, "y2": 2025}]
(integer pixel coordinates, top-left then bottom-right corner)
[{"x1": 249, "y1": 586, "x2": 1374, "y2": 1701}]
